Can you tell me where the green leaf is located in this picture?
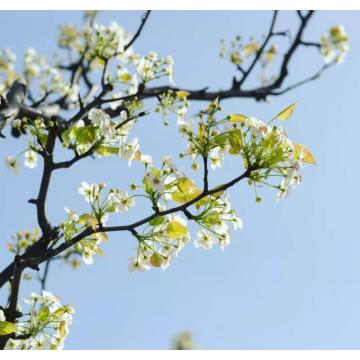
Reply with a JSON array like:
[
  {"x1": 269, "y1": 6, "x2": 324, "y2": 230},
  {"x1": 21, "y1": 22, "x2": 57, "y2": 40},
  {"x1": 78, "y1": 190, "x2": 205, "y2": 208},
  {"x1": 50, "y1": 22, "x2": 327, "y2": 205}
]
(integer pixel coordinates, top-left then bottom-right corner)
[
  {"x1": 213, "y1": 133, "x2": 228, "y2": 146},
  {"x1": 167, "y1": 220, "x2": 188, "y2": 239},
  {"x1": 228, "y1": 129, "x2": 243, "y2": 154},
  {"x1": 203, "y1": 212, "x2": 220, "y2": 226},
  {"x1": 37, "y1": 306, "x2": 50, "y2": 322},
  {"x1": 61, "y1": 128, "x2": 72, "y2": 147},
  {"x1": 176, "y1": 90, "x2": 191, "y2": 100},
  {"x1": 172, "y1": 178, "x2": 202, "y2": 205},
  {"x1": 78, "y1": 213, "x2": 97, "y2": 229},
  {"x1": 274, "y1": 102, "x2": 297, "y2": 121},
  {"x1": 263, "y1": 130, "x2": 277, "y2": 149},
  {"x1": 38, "y1": 133, "x2": 48, "y2": 147},
  {"x1": 294, "y1": 144, "x2": 316, "y2": 165},
  {"x1": 149, "y1": 216, "x2": 165, "y2": 227},
  {"x1": 72, "y1": 126, "x2": 96, "y2": 145},
  {"x1": 229, "y1": 114, "x2": 249, "y2": 123},
  {"x1": 244, "y1": 42, "x2": 259, "y2": 56},
  {"x1": 53, "y1": 307, "x2": 67, "y2": 319},
  {"x1": 106, "y1": 204, "x2": 117, "y2": 213},
  {"x1": 0, "y1": 321, "x2": 16, "y2": 335},
  {"x1": 95, "y1": 146, "x2": 119, "y2": 157},
  {"x1": 58, "y1": 320, "x2": 66, "y2": 338}
]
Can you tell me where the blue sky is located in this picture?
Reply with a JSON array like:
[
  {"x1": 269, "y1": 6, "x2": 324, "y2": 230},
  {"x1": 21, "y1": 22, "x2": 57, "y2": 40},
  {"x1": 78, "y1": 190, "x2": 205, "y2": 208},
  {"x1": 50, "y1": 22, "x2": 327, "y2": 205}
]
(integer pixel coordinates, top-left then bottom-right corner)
[{"x1": 1, "y1": 10, "x2": 360, "y2": 349}]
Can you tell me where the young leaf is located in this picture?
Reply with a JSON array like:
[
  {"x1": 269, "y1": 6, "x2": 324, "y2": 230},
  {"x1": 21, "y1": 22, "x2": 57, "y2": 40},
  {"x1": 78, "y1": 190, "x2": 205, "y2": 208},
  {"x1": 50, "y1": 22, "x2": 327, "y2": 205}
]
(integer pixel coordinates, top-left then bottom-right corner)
[
  {"x1": 37, "y1": 306, "x2": 50, "y2": 322},
  {"x1": 167, "y1": 220, "x2": 188, "y2": 239},
  {"x1": 172, "y1": 178, "x2": 202, "y2": 205},
  {"x1": 149, "y1": 216, "x2": 165, "y2": 227},
  {"x1": 274, "y1": 102, "x2": 297, "y2": 121},
  {"x1": 53, "y1": 307, "x2": 67, "y2": 319},
  {"x1": 229, "y1": 114, "x2": 249, "y2": 123},
  {"x1": 294, "y1": 144, "x2": 316, "y2": 165},
  {"x1": 0, "y1": 321, "x2": 16, "y2": 335},
  {"x1": 228, "y1": 129, "x2": 243, "y2": 153},
  {"x1": 176, "y1": 90, "x2": 190, "y2": 100},
  {"x1": 95, "y1": 146, "x2": 119, "y2": 157}
]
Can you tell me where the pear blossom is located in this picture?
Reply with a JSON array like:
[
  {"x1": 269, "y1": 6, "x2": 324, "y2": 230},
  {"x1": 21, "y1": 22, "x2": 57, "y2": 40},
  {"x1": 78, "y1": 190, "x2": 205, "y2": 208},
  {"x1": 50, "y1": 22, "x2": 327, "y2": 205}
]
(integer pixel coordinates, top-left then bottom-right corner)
[
  {"x1": 214, "y1": 222, "x2": 231, "y2": 251},
  {"x1": 140, "y1": 153, "x2": 153, "y2": 166},
  {"x1": 108, "y1": 189, "x2": 135, "y2": 214},
  {"x1": 8, "y1": 290, "x2": 74, "y2": 350},
  {"x1": 88, "y1": 108, "x2": 115, "y2": 140},
  {"x1": 209, "y1": 147, "x2": 225, "y2": 169},
  {"x1": 194, "y1": 229, "x2": 217, "y2": 250},
  {"x1": 119, "y1": 137, "x2": 140, "y2": 166},
  {"x1": 64, "y1": 207, "x2": 79, "y2": 222},
  {"x1": 24, "y1": 150, "x2": 38, "y2": 169},
  {"x1": 128, "y1": 255, "x2": 150, "y2": 273},
  {"x1": 78, "y1": 181, "x2": 100, "y2": 202},
  {"x1": 5, "y1": 155, "x2": 20, "y2": 174}
]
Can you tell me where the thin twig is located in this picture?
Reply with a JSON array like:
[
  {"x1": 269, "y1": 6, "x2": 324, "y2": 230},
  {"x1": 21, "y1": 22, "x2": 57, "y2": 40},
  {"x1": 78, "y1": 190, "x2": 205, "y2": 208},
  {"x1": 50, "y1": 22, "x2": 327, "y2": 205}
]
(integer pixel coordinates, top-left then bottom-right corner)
[{"x1": 124, "y1": 10, "x2": 151, "y2": 51}]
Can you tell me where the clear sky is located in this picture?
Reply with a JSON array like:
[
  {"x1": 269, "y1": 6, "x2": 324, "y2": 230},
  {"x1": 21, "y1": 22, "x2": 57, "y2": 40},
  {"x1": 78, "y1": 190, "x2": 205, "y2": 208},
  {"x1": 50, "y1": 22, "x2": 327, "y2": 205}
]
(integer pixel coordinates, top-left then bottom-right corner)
[{"x1": 0, "y1": 10, "x2": 360, "y2": 349}]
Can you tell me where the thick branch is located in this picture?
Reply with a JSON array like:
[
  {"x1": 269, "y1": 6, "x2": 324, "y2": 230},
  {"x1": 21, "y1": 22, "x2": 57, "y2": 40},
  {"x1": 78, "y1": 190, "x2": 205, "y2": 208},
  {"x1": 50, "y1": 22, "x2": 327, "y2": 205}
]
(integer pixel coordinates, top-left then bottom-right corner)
[
  {"x1": 0, "y1": 257, "x2": 24, "y2": 350},
  {"x1": 7, "y1": 257, "x2": 23, "y2": 321},
  {"x1": 34, "y1": 128, "x2": 57, "y2": 236}
]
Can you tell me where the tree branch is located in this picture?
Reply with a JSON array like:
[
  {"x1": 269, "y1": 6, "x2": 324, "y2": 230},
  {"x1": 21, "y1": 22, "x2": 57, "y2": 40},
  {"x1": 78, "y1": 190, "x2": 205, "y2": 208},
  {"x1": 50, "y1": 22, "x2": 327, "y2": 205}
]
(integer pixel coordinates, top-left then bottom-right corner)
[
  {"x1": 0, "y1": 165, "x2": 256, "y2": 290},
  {"x1": 39, "y1": 166, "x2": 256, "y2": 263},
  {"x1": 238, "y1": 10, "x2": 279, "y2": 88},
  {"x1": 271, "y1": 61, "x2": 335, "y2": 96},
  {"x1": 33, "y1": 127, "x2": 57, "y2": 236},
  {"x1": 202, "y1": 155, "x2": 209, "y2": 192},
  {"x1": 124, "y1": 10, "x2": 151, "y2": 51}
]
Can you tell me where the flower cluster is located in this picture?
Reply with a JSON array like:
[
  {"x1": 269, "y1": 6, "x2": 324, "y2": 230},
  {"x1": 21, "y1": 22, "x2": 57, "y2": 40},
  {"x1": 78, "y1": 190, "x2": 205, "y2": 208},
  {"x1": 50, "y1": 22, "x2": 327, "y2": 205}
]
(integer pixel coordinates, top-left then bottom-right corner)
[
  {"x1": 179, "y1": 99, "x2": 315, "y2": 200},
  {"x1": 0, "y1": 47, "x2": 17, "y2": 95},
  {"x1": 123, "y1": 155, "x2": 242, "y2": 271},
  {"x1": 128, "y1": 214, "x2": 190, "y2": 272},
  {"x1": 220, "y1": 35, "x2": 260, "y2": 65},
  {"x1": 22, "y1": 48, "x2": 79, "y2": 106},
  {"x1": 126, "y1": 182, "x2": 243, "y2": 272},
  {"x1": 220, "y1": 35, "x2": 277, "y2": 68},
  {"x1": 320, "y1": 25, "x2": 349, "y2": 63},
  {"x1": 4, "y1": 147, "x2": 39, "y2": 174},
  {"x1": 4, "y1": 291, "x2": 74, "y2": 350},
  {"x1": 130, "y1": 51, "x2": 174, "y2": 85},
  {"x1": 228, "y1": 113, "x2": 315, "y2": 199},
  {"x1": 90, "y1": 22, "x2": 132, "y2": 59},
  {"x1": 142, "y1": 157, "x2": 183, "y2": 206},
  {"x1": 120, "y1": 100, "x2": 315, "y2": 271},
  {"x1": 155, "y1": 90, "x2": 190, "y2": 125},
  {"x1": 7, "y1": 228, "x2": 40, "y2": 255},
  {"x1": 193, "y1": 194, "x2": 242, "y2": 251},
  {"x1": 61, "y1": 181, "x2": 135, "y2": 264},
  {"x1": 58, "y1": 24, "x2": 81, "y2": 50}
]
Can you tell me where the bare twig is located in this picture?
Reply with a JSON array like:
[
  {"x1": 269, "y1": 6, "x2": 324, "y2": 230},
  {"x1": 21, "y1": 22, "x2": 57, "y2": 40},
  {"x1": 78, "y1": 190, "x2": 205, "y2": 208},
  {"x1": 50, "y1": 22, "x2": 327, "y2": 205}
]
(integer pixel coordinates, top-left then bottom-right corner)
[
  {"x1": 124, "y1": 10, "x2": 151, "y2": 51},
  {"x1": 238, "y1": 10, "x2": 279, "y2": 88}
]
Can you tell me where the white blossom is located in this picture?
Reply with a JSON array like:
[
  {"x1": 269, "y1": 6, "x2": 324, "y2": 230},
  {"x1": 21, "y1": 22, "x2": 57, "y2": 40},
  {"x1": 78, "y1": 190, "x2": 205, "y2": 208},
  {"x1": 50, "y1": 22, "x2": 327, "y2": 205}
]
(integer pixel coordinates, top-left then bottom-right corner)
[{"x1": 24, "y1": 150, "x2": 38, "y2": 169}]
